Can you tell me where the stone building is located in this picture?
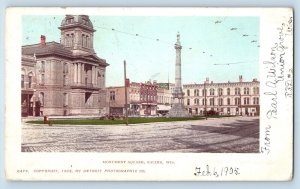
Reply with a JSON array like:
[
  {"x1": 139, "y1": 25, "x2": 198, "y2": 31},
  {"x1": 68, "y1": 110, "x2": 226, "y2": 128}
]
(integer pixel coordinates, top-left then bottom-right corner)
[
  {"x1": 21, "y1": 15, "x2": 108, "y2": 116},
  {"x1": 183, "y1": 76, "x2": 260, "y2": 116}
]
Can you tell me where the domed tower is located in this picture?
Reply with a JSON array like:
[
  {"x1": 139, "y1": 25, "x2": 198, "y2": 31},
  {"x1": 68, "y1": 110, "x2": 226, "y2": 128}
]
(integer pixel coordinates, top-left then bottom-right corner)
[{"x1": 59, "y1": 15, "x2": 96, "y2": 55}]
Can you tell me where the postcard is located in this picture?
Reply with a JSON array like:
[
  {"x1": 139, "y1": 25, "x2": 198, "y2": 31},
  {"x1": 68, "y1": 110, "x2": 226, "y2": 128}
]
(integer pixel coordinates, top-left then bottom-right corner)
[{"x1": 5, "y1": 7, "x2": 293, "y2": 181}]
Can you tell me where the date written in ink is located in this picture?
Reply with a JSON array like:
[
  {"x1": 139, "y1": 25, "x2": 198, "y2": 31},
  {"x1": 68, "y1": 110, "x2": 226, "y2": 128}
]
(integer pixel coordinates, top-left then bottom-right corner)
[{"x1": 194, "y1": 165, "x2": 240, "y2": 177}]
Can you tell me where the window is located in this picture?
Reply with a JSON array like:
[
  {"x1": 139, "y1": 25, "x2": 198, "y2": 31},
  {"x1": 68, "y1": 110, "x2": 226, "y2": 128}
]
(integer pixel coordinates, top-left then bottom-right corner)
[
  {"x1": 194, "y1": 98, "x2": 199, "y2": 105},
  {"x1": 194, "y1": 89, "x2": 199, "y2": 96},
  {"x1": 209, "y1": 88, "x2": 215, "y2": 96},
  {"x1": 244, "y1": 87, "x2": 249, "y2": 95},
  {"x1": 71, "y1": 33, "x2": 74, "y2": 47},
  {"x1": 63, "y1": 75, "x2": 67, "y2": 86},
  {"x1": 218, "y1": 88, "x2": 223, "y2": 96},
  {"x1": 28, "y1": 75, "x2": 32, "y2": 88},
  {"x1": 63, "y1": 63, "x2": 68, "y2": 73},
  {"x1": 227, "y1": 98, "x2": 230, "y2": 105},
  {"x1": 235, "y1": 88, "x2": 241, "y2": 95},
  {"x1": 227, "y1": 88, "x2": 230, "y2": 95},
  {"x1": 243, "y1": 97, "x2": 250, "y2": 105},
  {"x1": 187, "y1": 89, "x2": 190, "y2": 96},
  {"x1": 21, "y1": 75, "x2": 24, "y2": 88},
  {"x1": 85, "y1": 35, "x2": 88, "y2": 47},
  {"x1": 41, "y1": 61, "x2": 45, "y2": 72},
  {"x1": 227, "y1": 108, "x2": 230, "y2": 114},
  {"x1": 86, "y1": 36, "x2": 89, "y2": 48},
  {"x1": 202, "y1": 99, "x2": 206, "y2": 105},
  {"x1": 66, "y1": 34, "x2": 70, "y2": 47},
  {"x1": 210, "y1": 98, "x2": 214, "y2": 106},
  {"x1": 187, "y1": 99, "x2": 190, "y2": 105},
  {"x1": 219, "y1": 98, "x2": 223, "y2": 106},
  {"x1": 202, "y1": 89, "x2": 207, "y2": 96},
  {"x1": 253, "y1": 97, "x2": 259, "y2": 105},
  {"x1": 235, "y1": 98, "x2": 241, "y2": 105},
  {"x1": 41, "y1": 74, "x2": 45, "y2": 85},
  {"x1": 110, "y1": 91, "x2": 115, "y2": 101},
  {"x1": 82, "y1": 34, "x2": 85, "y2": 47},
  {"x1": 253, "y1": 87, "x2": 259, "y2": 95}
]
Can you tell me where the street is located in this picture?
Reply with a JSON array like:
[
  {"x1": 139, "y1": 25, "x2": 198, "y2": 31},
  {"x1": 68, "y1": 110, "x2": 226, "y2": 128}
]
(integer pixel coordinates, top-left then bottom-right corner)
[{"x1": 21, "y1": 116, "x2": 259, "y2": 153}]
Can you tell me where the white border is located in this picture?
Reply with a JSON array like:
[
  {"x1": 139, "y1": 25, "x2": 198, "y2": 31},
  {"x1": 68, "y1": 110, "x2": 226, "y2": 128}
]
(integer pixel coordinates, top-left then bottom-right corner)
[{"x1": 5, "y1": 7, "x2": 293, "y2": 181}]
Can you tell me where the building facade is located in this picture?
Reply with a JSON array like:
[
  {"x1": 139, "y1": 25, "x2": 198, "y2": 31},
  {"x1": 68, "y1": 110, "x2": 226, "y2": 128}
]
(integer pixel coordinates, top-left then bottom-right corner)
[
  {"x1": 21, "y1": 15, "x2": 108, "y2": 116},
  {"x1": 106, "y1": 81, "x2": 158, "y2": 116},
  {"x1": 157, "y1": 83, "x2": 174, "y2": 115},
  {"x1": 183, "y1": 76, "x2": 260, "y2": 116},
  {"x1": 140, "y1": 82, "x2": 158, "y2": 116}
]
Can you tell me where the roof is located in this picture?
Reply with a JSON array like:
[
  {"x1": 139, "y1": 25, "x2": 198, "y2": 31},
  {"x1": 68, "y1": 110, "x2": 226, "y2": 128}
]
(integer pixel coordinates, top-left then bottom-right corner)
[
  {"x1": 22, "y1": 42, "x2": 73, "y2": 57},
  {"x1": 22, "y1": 42, "x2": 109, "y2": 66}
]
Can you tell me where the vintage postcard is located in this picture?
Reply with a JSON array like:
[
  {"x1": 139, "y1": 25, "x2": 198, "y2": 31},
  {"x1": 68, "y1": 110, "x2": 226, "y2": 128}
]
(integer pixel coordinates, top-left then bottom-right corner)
[{"x1": 5, "y1": 7, "x2": 293, "y2": 181}]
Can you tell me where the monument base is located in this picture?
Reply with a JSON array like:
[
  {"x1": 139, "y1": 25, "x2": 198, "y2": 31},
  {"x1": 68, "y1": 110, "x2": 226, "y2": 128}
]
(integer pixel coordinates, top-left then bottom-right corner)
[{"x1": 168, "y1": 103, "x2": 191, "y2": 118}]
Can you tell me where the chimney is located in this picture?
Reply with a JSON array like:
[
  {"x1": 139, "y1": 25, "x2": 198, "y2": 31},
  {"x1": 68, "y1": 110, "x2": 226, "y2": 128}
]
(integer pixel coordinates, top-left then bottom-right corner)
[
  {"x1": 40, "y1": 35, "x2": 46, "y2": 47},
  {"x1": 239, "y1": 75, "x2": 243, "y2": 82}
]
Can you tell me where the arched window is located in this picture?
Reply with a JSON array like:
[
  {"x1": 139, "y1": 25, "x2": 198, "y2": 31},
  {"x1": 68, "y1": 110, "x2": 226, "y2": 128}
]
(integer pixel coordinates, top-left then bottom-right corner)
[
  {"x1": 218, "y1": 88, "x2": 223, "y2": 96},
  {"x1": 244, "y1": 97, "x2": 250, "y2": 105},
  {"x1": 63, "y1": 63, "x2": 68, "y2": 73},
  {"x1": 71, "y1": 33, "x2": 74, "y2": 47},
  {"x1": 66, "y1": 34, "x2": 70, "y2": 47},
  {"x1": 219, "y1": 98, "x2": 223, "y2": 105},
  {"x1": 85, "y1": 35, "x2": 88, "y2": 47},
  {"x1": 187, "y1": 99, "x2": 190, "y2": 105},
  {"x1": 235, "y1": 98, "x2": 240, "y2": 105},
  {"x1": 194, "y1": 89, "x2": 199, "y2": 96},
  {"x1": 202, "y1": 89, "x2": 207, "y2": 96},
  {"x1": 187, "y1": 89, "x2": 190, "y2": 96},
  {"x1": 227, "y1": 98, "x2": 230, "y2": 105},
  {"x1": 235, "y1": 88, "x2": 240, "y2": 95},
  {"x1": 202, "y1": 98, "x2": 206, "y2": 105},
  {"x1": 244, "y1": 87, "x2": 249, "y2": 95},
  {"x1": 194, "y1": 98, "x2": 199, "y2": 105},
  {"x1": 227, "y1": 88, "x2": 230, "y2": 95},
  {"x1": 210, "y1": 88, "x2": 215, "y2": 96},
  {"x1": 253, "y1": 97, "x2": 259, "y2": 105}
]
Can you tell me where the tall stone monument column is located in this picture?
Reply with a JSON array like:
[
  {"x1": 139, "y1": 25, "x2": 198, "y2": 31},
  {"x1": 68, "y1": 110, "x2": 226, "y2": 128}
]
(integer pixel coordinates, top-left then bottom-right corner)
[{"x1": 169, "y1": 32, "x2": 190, "y2": 117}]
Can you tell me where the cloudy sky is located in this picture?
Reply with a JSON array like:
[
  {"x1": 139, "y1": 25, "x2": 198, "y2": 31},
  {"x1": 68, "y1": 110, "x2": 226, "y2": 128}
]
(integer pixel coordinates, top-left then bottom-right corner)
[{"x1": 22, "y1": 15, "x2": 260, "y2": 86}]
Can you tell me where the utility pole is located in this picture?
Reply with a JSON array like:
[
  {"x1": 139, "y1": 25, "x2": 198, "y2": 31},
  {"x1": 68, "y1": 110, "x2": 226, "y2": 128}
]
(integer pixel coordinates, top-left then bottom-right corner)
[
  {"x1": 204, "y1": 80, "x2": 207, "y2": 120},
  {"x1": 124, "y1": 60, "x2": 128, "y2": 125}
]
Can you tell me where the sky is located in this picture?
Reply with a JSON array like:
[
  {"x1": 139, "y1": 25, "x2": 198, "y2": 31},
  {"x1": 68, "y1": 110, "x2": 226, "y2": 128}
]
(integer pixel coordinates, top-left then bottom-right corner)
[{"x1": 22, "y1": 15, "x2": 260, "y2": 86}]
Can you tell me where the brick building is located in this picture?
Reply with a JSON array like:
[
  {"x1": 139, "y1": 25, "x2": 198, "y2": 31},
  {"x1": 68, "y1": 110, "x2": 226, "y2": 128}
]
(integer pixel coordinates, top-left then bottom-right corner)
[{"x1": 106, "y1": 81, "x2": 158, "y2": 116}]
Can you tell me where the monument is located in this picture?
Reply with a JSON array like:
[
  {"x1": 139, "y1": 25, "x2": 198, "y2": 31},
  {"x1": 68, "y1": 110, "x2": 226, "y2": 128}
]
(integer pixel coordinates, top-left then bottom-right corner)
[{"x1": 169, "y1": 32, "x2": 190, "y2": 117}]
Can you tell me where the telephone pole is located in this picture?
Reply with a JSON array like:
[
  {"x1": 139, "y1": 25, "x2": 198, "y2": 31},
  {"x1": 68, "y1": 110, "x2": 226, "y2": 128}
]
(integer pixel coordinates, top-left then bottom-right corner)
[{"x1": 124, "y1": 60, "x2": 128, "y2": 125}]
